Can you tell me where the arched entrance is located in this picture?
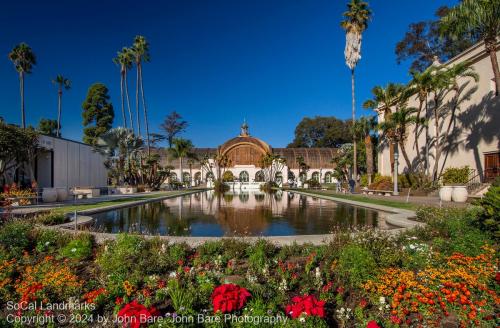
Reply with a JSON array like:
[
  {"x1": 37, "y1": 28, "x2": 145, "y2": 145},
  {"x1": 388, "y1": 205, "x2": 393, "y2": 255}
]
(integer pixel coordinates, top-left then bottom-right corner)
[
  {"x1": 194, "y1": 172, "x2": 201, "y2": 185},
  {"x1": 182, "y1": 172, "x2": 190, "y2": 183},
  {"x1": 239, "y1": 171, "x2": 249, "y2": 182},
  {"x1": 255, "y1": 170, "x2": 265, "y2": 182},
  {"x1": 324, "y1": 171, "x2": 333, "y2": 183},
  {"x1": 311, "y1": 171, "x2": 320, "y2": 182},
  {"x1": 170, "y1": 172, "x2": 178, "y2": 181}
]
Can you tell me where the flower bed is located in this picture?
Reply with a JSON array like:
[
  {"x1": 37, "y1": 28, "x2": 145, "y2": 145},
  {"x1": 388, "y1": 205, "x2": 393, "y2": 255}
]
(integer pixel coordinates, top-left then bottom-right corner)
[{"x1": 0, "y1": 206, "x2": 498, "y2": 327}]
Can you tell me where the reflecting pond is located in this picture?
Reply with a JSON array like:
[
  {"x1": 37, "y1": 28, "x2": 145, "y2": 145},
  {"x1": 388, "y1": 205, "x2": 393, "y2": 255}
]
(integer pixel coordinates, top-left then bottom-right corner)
[{"x1": 92, "y1": 190, "x2": 392, "y2": 236}]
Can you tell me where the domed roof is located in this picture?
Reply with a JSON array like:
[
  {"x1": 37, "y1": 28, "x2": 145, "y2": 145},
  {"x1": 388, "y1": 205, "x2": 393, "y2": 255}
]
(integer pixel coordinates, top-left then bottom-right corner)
[{"x1": 219, "y1": 122, "x2": 271, "y2": 156}]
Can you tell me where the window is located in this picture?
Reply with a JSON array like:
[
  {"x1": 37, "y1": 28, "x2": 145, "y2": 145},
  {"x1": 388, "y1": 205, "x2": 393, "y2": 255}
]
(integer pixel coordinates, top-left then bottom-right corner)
[
  {"x1": 255, "y1": 170, "x2": 265, "y2": 182},
  {"x1": 239, "y1": 171, "x2": 249, "y2": 182}
]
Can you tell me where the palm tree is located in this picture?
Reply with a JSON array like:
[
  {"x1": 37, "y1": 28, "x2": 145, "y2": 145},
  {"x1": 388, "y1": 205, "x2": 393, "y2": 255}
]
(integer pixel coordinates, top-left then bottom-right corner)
[
  {"x1": 354, "y1": 116, "x2": 377, "y2": 185},
  {"x1": 169, "y1": 138, "x2": 194, "y2": 186},
  {"x1": 8, "y1": 43, "x2": 36, "y2": 129},
  {"x1": 363, "y1": 83, "x2": 406, "y2": 173},
  {"x1": 51, "y1": 75, "x2": 71, "y2": 137},
  {"x1": 378, "y1": 106, "x2": 422, "y2": 171},
  {"x1": 341, "y1": 0, "x2": 372, "y2": 182},
  {"x1": 113, "y1": 47, "x2": 134, "y2": 131},
  {"x1": 132, "y1": 35, "x2": 151, "y2": 154},
  {"x1": 440, "y1": 0, "x2": 500, "y2": 96}
]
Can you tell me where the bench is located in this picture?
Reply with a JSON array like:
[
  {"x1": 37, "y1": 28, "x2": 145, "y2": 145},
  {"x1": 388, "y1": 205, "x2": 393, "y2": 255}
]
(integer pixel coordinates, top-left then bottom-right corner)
[
  {"x1": 362, "y1": 189, "x2": 394, "y2": 196},
  {"x1": 71, "y1": 187, "x2": 100, "y2": 199}
]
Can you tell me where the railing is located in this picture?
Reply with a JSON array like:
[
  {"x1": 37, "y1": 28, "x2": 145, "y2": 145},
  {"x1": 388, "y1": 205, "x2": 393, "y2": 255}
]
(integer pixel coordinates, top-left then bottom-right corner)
[{"x1": 466, "y1": 169, "x2": 482, "y2": 193}]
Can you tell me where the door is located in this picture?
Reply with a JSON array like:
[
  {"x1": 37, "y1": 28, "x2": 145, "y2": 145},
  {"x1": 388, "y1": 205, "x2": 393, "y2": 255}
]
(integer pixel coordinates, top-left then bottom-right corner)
[{"x1": 484, "y1": 152, "x2": 499, "y2": 182}]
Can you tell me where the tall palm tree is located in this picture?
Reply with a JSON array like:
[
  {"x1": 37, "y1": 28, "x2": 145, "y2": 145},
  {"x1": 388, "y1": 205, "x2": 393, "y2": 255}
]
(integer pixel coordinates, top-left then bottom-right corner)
[
  {"x1": 169, "y1": 138, "x2": 194, "y2": 186},
  {"x1": 363, "y1": 83, "x2": 406, "y2": 173},
  {"x1": 440, "y1": 0, "x2": 500, "y2": 96},
  {"x1": 354, "y1": 116, "x2": 377, "y2": 185},
  {"x1": 341, "y1": 0, "x2": 372, "y2": 182},
  {"x1": 113, "y1": 47, "x2": 135, "y2": 131},
  {"x1": 51, "y1": 75, "x2": 71, "y2": 137},
  {"x1": 8, "y1": 43, "x2": 36, "y2": 129},
  {"x1": 132, "y1": 35, "x2": 151, "y2": 154}
]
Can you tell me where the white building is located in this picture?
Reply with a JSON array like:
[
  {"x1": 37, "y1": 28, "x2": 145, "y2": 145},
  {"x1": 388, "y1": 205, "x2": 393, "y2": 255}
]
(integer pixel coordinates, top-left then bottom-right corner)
[{"x1": 377, "y1": 40, "x2": 499, "y2": 183}]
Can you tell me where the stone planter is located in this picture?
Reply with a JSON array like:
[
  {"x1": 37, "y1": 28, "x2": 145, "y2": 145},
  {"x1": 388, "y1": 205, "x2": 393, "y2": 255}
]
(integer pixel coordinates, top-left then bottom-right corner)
[
  {"x1": 439, "y1": 186, "x2": 453, "y2": 202},
  {"x1": 56, "y1": 187, "x2": 68, "y2": 201},
  {"x1": 451, "y1": 185, "x2": 468, "y2": 203},
  {"x1": 42, "y1": 188, "x2": 58, "y2": 203}
]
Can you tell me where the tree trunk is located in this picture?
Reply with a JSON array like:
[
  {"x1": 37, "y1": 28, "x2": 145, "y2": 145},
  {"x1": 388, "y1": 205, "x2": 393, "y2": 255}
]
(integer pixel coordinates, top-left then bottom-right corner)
[
  {"x1": 485, "y1": 38, "x2": 500, "y2": 96},
  {"x1": 139, "y1": 64, "x2": 151, "y2": 155},
  {"x1": 179, "y1": 157, "x2": 183, "y2": 184},
  {"x1": 432, "y1": 95, "x2": 441, "y2": 180},
  {"x1": 351, "y1": 69, "x2": 357, "y2": 183},
  {"x1": 399, "y1": 140, "x2": 412, "y2": 171},
  {"x1": 365, "y1": 134, "x2": 373, "y2": 185},
  {"x1": 414, "y1": 98, "x2": 424, "y2": 165},
  {"x1": 120, "y1": 69, "x2": 127, "y2": 129},
  {"x1": 135, "y1": 61, "x2": 141, "y2": 136},
  {"x1": 57, "y1": 87, "x2": 62, "y2": 137},
  {"x1": 20, "y1": 72, "x2": 25, "y2": 129},
  {"x1": 124, "y1": 69, "x2": 134, "y2": 133}
]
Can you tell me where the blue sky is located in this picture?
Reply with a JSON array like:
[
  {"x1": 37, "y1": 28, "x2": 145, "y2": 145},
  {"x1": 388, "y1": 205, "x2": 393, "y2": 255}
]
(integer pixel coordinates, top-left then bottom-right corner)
[{"x1": 0, "y1": 0, "x2": 457, "y2": 147}]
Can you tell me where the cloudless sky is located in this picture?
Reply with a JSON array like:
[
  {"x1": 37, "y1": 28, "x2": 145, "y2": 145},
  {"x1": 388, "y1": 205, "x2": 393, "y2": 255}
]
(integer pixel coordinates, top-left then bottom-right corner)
[{"x1": 0, "y1": 0, "x2": 458, "y2": 147}]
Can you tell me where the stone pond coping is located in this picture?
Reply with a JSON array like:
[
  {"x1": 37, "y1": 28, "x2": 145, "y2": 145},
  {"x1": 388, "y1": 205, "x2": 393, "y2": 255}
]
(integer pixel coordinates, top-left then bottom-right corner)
[{"x1": 43, "y1": 189, "x2": 422, "y2": 246}]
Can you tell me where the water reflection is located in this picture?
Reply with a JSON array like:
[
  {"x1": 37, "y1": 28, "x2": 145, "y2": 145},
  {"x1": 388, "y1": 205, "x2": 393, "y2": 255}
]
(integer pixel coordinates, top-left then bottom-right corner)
[{"x1": 93, "y1": 191, "x2": 391, "y2": 237}]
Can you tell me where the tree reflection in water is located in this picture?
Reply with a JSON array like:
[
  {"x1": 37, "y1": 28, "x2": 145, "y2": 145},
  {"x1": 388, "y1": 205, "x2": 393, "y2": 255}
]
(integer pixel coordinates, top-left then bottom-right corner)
[{"x1": 93, "y1": 191, "x2": 391, "y2": 237}]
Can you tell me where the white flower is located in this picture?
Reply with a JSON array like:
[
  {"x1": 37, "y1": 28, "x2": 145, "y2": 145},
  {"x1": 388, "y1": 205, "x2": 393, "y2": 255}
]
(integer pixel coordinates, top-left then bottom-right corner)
[
  {"x1": 299, "y1": 317, "x2": 305, "y2": 323},
  {"x1": 278, "y1": 278, "x2": 288, "y2": 291},
  {"x1": 71, "y1": 248, "x2": 77, "y2": 253},
  {"x1": 379, "y1": 296, "x2": 386, "y2": 304},
  {"x1": 169, "y1": 271, "x2": 177, "y2": 278},
  {"x1": 45, "y1": 242, "x2": 50, "y2": 246},
  {"x1": 315, "y1": 267, "x2": 321, "y2": 279}
]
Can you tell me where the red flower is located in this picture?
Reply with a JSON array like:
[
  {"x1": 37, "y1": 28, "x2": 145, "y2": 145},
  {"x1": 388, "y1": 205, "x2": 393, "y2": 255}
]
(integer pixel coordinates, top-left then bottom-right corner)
[
  {"x1": 285, "y1": 295, "x2": 325, "y2": 319},
  {"x1": 211, "y1": 284, "x2": 251, "y2": 314},
  {"x1": 359, "y1": 298, "x2": 368, "y2": 309},
  {"x1": 367, "y1": 321, "x2": 381, "y2": 328},
  {"x1": 336, "y1": 286, "x2": 345, "y2": 294},
  {"x1": 177, "y1": 259, "x2": 184, "y2": 266},
  {"x1": 390, "y1": 316, "x2": 402, "y2": 324},
  {"x1": 495, "y1": 272, "x2": 500, "y2": 284},
  {"x1": 117, "y1": 300, "x2": 159, "y2": 328}
]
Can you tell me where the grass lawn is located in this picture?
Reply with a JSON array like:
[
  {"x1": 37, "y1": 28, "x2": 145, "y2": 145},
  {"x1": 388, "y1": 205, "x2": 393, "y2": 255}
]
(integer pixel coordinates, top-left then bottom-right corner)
[
  {"x1": 288, "y1": 189, "x2": 418, "y2": 210},
  {"x1": 51, "y1": 190, "x2": 197, "y2": 214}
]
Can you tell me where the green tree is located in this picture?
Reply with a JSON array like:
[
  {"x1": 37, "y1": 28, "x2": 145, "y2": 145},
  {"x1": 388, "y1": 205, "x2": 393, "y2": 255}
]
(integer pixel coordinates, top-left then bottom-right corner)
[
  {"x1": 287, "y1": 116, "x2": 351, "y2": 148},
  {"x1": 341, "y1": 0, "x2": 372, "y2": 181},
  {"x1": 169, "y1": 138, "x2": 194, "y2": 185},
  {"x1": 441, "y1": 0, "x2": 500, "y2": 95},
  {"x1": 51, "y1": 75, "x2": 71, "y2": 137},
  {"x1": 8, "y1": 43, "x2": 36, "y2": 129},
  {"x1": 132, "y1": 35, "x2": 151, "y2": 153},
  {"x1": 37, "y1": 118, "x2": 59, "y2": 136},
  {"x1": 82, "y1": 83, "x2": 114, "y2": 146},
  {"x1": 160, "y1": 111, "x2": 188, "y2": 148},
  {"x1": 396, "y1": 6, "x2": 478, "y2": 72},
  {"x1": 113, "y1": 47, "x2": 134, "y2": 131},
  {"x1": 354, "y1": 116, "x2": 377, "y2": 184}
]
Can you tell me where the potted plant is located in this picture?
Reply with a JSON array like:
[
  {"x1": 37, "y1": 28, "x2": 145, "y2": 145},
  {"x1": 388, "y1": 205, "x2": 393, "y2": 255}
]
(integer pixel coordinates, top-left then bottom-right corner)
[{"x1": 441, "y1": 166, "x2": 471, "y2": 202}]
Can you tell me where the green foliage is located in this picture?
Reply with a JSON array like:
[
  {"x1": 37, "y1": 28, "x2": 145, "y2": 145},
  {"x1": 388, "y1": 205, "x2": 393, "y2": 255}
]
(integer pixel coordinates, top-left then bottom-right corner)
[
  {"x1": 82, "y1": 83, "x2": 114, "y2": 146},
  {"x1": 441, "y1": 166, "x2": 471, "y2": 185},
  {"x1": 37, "y1": 118, "x2": 59, "y2": 136},
  {"x1": 0, "y1": 121, "x2": 39, "y2": 178},
  {"x1": 36, "y1": 211, "x2": 66, "y2": 225},
  {"x1": 223, "y1": 170, "x2": 234, "y2": 182},
  {"x1": 474, "y1": 178, "x2": 500, "y2": 240},
  {"x1": 287, "y1": 116, "x2": 351, "y2": 148},
  {"x1": 337, "y1": 244, "x2": 377, "y2": 287},
  {"x1": 247, "y1": 240, "x2": 275, "y2": 271},
  {"x1": 368, "y1": 175, "x2": 392, "y2": 190},
  {"x1": 305, "y1": 178, "x2": 321, "y2": 188},
  {"x1": 59, "y1": 234, "x2": 93, "y2": 260},
  {"x1": 34, "y1": 229, "x2": 69, "y2": 253},
  {"x1": 398, "y1": 172, "x2": 434, "y2": 190},
  {"x1": 0, "y1": 221, "x2": 32, "y2": 257}
]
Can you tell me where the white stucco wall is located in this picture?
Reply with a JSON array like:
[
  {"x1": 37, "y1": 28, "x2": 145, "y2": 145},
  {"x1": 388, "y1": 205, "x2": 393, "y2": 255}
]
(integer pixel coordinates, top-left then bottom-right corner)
[{"x1": 377, "y1": 41, "x2": 500, "y2": 180}]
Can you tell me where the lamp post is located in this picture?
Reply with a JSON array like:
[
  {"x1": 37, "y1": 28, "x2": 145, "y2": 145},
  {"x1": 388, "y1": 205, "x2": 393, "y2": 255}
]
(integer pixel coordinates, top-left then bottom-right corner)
[{"x1": 393, "y1": 142, "x2": 399, "y2": 196}]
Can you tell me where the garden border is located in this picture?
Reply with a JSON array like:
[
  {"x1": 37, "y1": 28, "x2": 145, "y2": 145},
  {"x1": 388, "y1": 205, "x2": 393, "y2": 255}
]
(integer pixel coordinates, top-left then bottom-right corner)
[{"x1": 46, "y1": 189, "x2": 421, "y2": 246}]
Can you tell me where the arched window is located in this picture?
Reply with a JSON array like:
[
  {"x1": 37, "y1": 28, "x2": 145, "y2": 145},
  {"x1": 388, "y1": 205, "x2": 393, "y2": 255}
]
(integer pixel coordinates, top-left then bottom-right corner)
[
  {"x1": 239, "y1": 171, "x2": 249, "y2": 182},
  {"x1": 182, "y1": 172, "x2": 190, "y2": 183},
  {"x1": 255, "y1": 170, "x2": 265, "y2": 182},
  {"x1": 299, "y1": 172, "x2": 307, "y2": 182},
  {"x1": 275, "y1": 172, "x2": 283, "y2": 184},
  {"x1": 324, "y1": 171, "x2": 333, "y2": 183},
  {"x1": 311, "y1": 171, "x2": 320, "y2": 182},
  {"x1": 170, "y1": 172, "x2": 178, "y2": 181},
  {"x1": 194, "y1": 172, "x2": 201, "y2": 183}
]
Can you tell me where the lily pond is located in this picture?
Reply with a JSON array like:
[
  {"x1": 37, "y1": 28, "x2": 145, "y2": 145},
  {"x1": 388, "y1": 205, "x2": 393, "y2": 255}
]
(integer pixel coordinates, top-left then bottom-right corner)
[{"x1": 92, "y1": 191, "x2": 393, "y2": 236}]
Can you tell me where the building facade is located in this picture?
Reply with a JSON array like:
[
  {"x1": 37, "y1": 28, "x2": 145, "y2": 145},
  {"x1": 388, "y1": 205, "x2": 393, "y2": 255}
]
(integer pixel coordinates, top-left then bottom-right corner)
[
  {"x1": 160, "y1": 123, "x2": 338, "y2": 186},
  {"x1": 377, "y1": 40, "x2": 500, "y2": 182}
]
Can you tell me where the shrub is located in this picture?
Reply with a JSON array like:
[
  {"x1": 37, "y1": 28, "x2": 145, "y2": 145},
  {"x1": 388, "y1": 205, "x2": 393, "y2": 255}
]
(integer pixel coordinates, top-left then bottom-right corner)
[
  {"x1": 36, "y1": 212, "x2": 66, "y2": 225},
  {"x1": 474, "y1": 177, "x2": 500, "y2": 240},
  {"x1": 441, "y1": 166, "x2": 471, "y2": 185},
  {"x1": 398, "y1": 172, "x2": 433, "y2": 190},
  {"x1": 222, "y1": 171, "x2": 234, "y2": 182},
  {"x1": 247, "y1": 240, "x2": 275, "y2": 271},
  {"x1": 0, "y1": 221, "x2": 32, "y2": 257},
  {"x1": 34, "y1": 229, "x2": 70, "y2": 253},
  {"x1": 368, "y1": 175, "x2": 392, "y2": 190},
  {"x1": 59, "y1": 234, "x2": 93, "y2": 260},
  {"x1": 337, "y1": 244, "x2": 377, "y2": 287}
]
